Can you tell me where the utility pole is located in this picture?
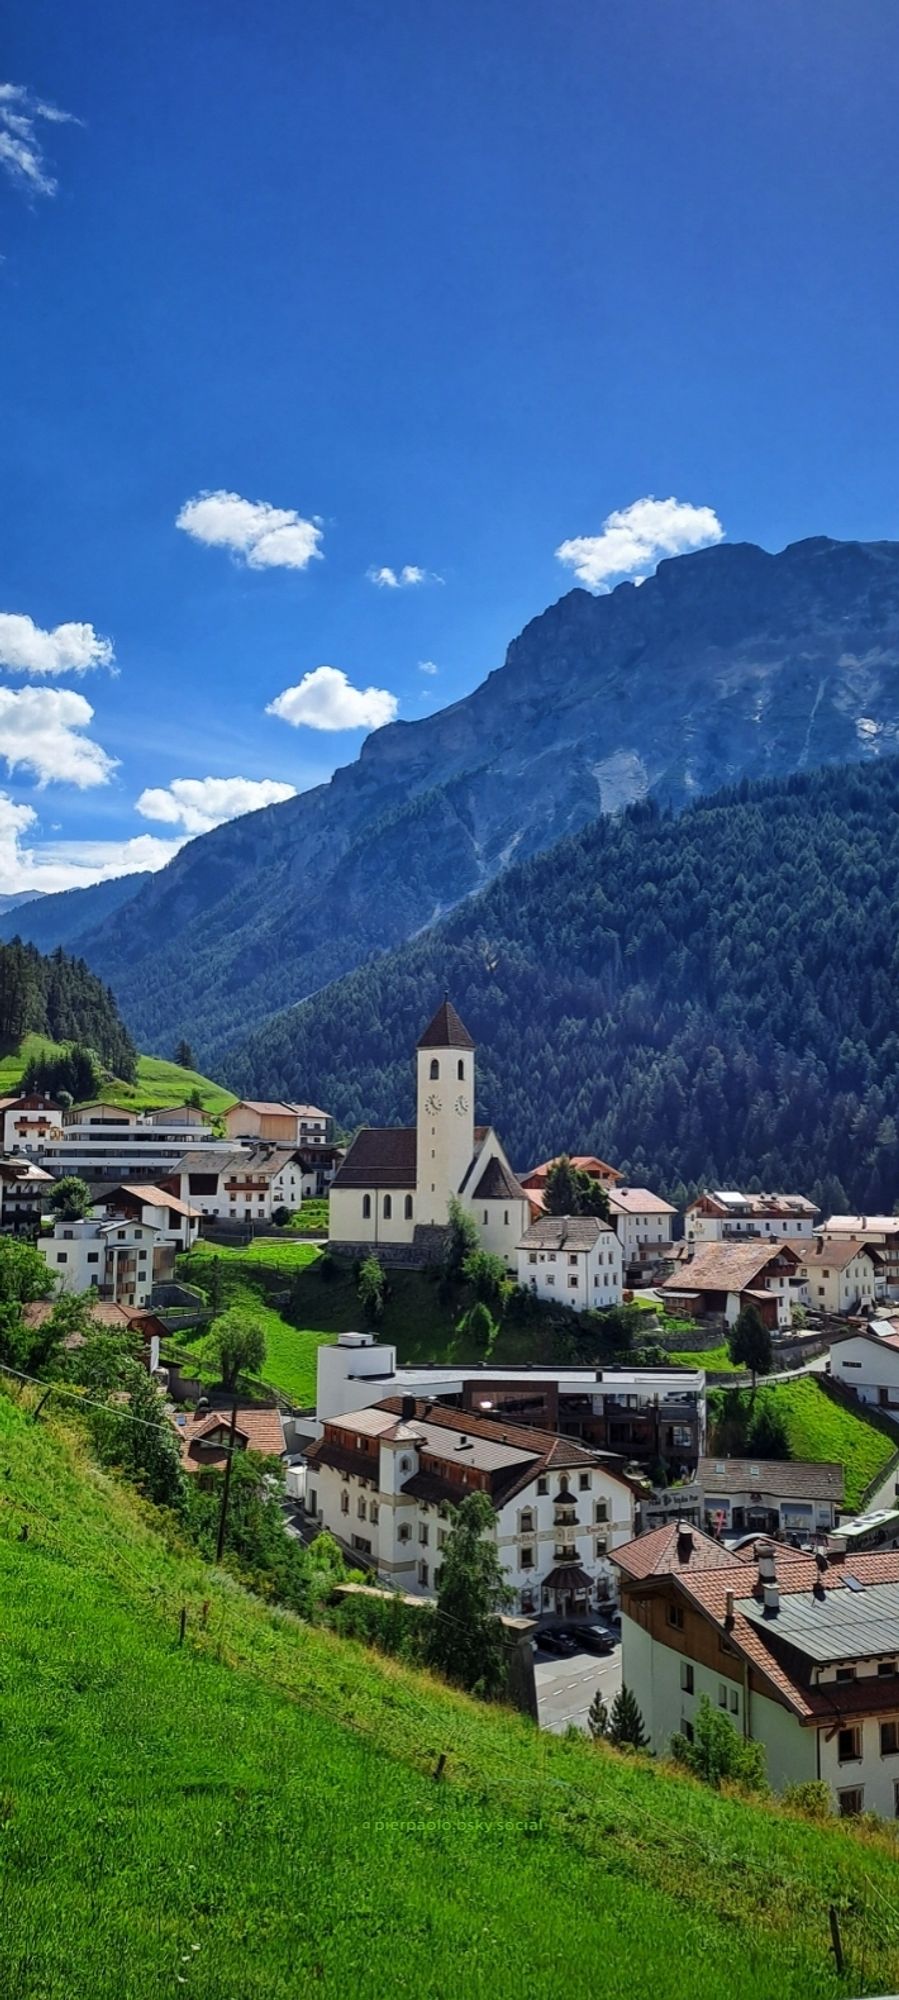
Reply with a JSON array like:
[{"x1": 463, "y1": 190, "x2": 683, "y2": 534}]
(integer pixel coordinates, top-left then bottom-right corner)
[{"x1": 215, "y1": 1398, "x2": 239, "y2": 1564}]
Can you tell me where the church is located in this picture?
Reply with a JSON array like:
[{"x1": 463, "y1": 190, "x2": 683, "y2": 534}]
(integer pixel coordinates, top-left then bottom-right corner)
[{"x1": 328, "y1": 999, "x2": 534, "y2": 1266}]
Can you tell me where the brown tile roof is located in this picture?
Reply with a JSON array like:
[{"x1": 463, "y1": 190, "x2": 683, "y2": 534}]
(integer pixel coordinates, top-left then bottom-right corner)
[
  {"x1": 614, "y1": 1521, "x2": 740, "y2": 1581},
  {"x1": 331, "y1": 1128, "x2": 417, "y2": 1190},
  {"x1": 378, "y1": 1396, "x2": 644, "y2": 1500},
  {"x1": 698, "y1": 1457, "x2": 844, "y2": 1503},
  {"x1": 416, "y1": 999, "x2": 475, "y2": 1050},
  {"x1": 796, "y1": 1236, "x2": 885, "y2": 1270},
  {"x1": 608, "y1": 1186, "x2": 676, "y2": 1217},
  {"x1": 471, "y1": 1155, "x2": 528, "y2": 1204},
  {"x1": 542, "y1": 1563, "x2": 593, "y2": 1592},
  {"x1": 659, "y1": 1240, "x2": 801, "y2": 1295},
  {"x1": 521, "y1": 1155, "x2": 622, "y2": 1188},
  {"x1": 518, "y1": 1214, "x2": 615, "y2": 1252},
  {"x1": 110, "y1": 1182, "x2": 201, "y2": 1217},
  {"x1": 175, "y1": 1404, "x2": 285, "y2": 1471}
]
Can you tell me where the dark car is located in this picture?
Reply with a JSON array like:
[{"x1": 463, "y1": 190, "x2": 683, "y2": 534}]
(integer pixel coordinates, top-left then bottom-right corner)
[
  {"x1": 538, "y1": 1626, "x2": 579, "y2": 1657},
  {"x1": 573, "y1": 1624, "x2": 615, "y2": 1656}
]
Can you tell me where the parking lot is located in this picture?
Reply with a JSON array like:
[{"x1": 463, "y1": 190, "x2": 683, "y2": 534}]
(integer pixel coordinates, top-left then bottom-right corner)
[{"x1": 533, "y1": 1630, "x2": 623, "y2": 1734}]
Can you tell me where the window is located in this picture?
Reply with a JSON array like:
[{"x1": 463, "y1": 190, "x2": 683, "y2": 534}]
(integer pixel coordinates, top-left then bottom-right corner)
[
  {"x1": 429, "y1": 1058, "x2": 439, "y2": 1080},
  {"x1": 404, "y1": 1195, "x2": 413, "y2": 1221},
  {"x1": 718, "y1": 1683, "x2": 728, "y2": 1709},
  {"x1": 838, "y1": 1788, "x2": 864, "y2": 1818},
  {"x1": 437, "y1": 1528, "x2": 447, "y2": 1550},
  {"x1": 569, "y1": 1276, "x2": 578, "y2": 1289},
  {"x1": 86, "y1": 1252, "x2": 99, "y2": 1264},
  {"x1": 729, "y1": 1689, "x2": 739, "y2": 1715},
  {"x1": 383, "y1": 1194, "x2": 392, "y2": 1220},
  {"x1": 680, "y1": 1663, "x2": 694, "y2": 1694},
  {"x1": 504, "y1": 1210, "x2": 509, "y2": 1226},
  {"x1": 457, "y1": 1058, "x2": 464, "y2": 1080},
  {"x1": 399, "y1": 1456, "x2": 412, "y2": 1474},
  {"x1": 483, "y1": 1211, "x2": 488, "y2": 1225},
  {"x1": 595, "y1": 1500, "x2": 608, "y2": 1524},
  {"x1": 520, "y1": 1509, "x2": 534, "y2": 1534},
  {"x1": 370, "y1": 1503, "x2": 379, "y2": 1524},
  {"x1": 595, "y1": 1536, "x2": 607, "y2": 1557},
  {"x1": 521, "y1": 1546, "x2": 534, "y2": 1568},
  {"x1": 835, "y1": 1667, "x2": 856, "y2": 1684},
  {"x1": 529, "y1": 1252, "x2": 537, "y2": 1265},
  {"x1": 879, "y1": 1661, "x2": 897, "y2": 1676},
  {"x1": 569, "y1": 1253, "x2": 578, "y2": 1267},
  {"x1": 546, "y1": 1275, "x2": 555, "y2": 1287},
  {"x1": 340, "y1": 1491, "x2": 349, "y2": 1515},
  {"x1": 56, "y1": 1251, "x2": 67, "y2": 1263},
  {"x1": 418, "y1": 1560, "x2": 429, "y2": 1586},
  {"x1": 398, "y1": 1524, "x2": 411, "y2": 1543},
  {"x1": 881, "y1": 1721, "x2": 899, "y2": 1756},
  {"x1": 357, "y1": 1497, "x2": 367, "y2": 1520},
  {"x1": 362, "y1": 1194, "x2": 371, "y2": 1220},
  {"x1": 579, "y1": 1473, "x2": 590, "y2": 1491},
  {"x1": 537, "y1": 1476, "x2": 548, "y2": 1495},
  {"x1": 667, "y1": 1604, "x2": 684, "y2": 1631},
  {"x1": 837, "y1": 1727, "x2": 861, "y2": 1764},
  {"x1": 419, "y1": 1523, "x2": 429, "y2": 1546}
]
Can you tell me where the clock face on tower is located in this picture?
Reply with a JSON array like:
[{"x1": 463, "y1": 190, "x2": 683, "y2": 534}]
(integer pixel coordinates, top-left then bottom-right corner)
[
  {"x1": 424, "y1": 1092, "x2": 442, "y2": 1114},
  {"x1": 455, "y1": 1094, "x2": 469, "y2": 1115}
]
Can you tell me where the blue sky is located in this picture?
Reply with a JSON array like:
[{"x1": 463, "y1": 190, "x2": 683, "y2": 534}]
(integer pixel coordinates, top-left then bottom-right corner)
[{"x1": 2, "y1": 0, "x2": 899, "y2": 890}]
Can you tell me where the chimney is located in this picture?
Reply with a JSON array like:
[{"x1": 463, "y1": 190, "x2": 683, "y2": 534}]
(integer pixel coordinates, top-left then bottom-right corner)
[
  {"x1": 676, "y1": 1523, "x2": 694, "y2": 1563},
  {"x1": 828, "y1": 1536, "x2": 847, "y2": 1563},
  {"x1": 763, "y1": 1581, "x2": 780, "y2": 1616},
  {"x1": 400, "y1": 1394, "x2": 416, "y2": 1423},
  {"x1": 756, "y1": 1538, "x2": 777, "y2": 1585}
]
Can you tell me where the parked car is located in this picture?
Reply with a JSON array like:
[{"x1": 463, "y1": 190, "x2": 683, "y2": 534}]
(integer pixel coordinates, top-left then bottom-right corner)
[
  {"x1": 573, "y1": 1624, "x2": 615, "y2": 1656},
  {"x1": 538, "y1": 1626, "x2": 579, "y2": 1657}
]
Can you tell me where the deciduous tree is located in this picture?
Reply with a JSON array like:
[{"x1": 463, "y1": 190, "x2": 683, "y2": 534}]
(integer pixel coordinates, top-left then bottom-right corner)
[{"x1": 424, "y1": 1490, "x2": 513, "y2": 1698}]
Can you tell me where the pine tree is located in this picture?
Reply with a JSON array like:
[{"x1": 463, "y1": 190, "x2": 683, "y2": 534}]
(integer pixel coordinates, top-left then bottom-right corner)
[
  {"x1": 424, "y1": 1490, "x2": 513, "y2": 1698},
  {"x1": 175, "y1": 1039, "x2": 194, "y2": 1069},
  {"x1": 606, "y1": 1685, "x2": 648, "y2": 1750},
  {"x1": 587, "y1": 1690, "x2": 609, "y2": 1741}
]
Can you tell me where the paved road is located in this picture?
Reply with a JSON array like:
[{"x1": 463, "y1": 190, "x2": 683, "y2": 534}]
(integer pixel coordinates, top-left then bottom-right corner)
[{"x1": 534, "y1": 1642, "x2": 622, "y2": 1734}]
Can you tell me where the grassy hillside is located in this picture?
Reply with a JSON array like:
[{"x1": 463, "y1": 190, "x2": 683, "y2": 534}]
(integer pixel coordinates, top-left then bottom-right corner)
[
  {"x1": 0, "y1": 1033, "x2": 235, "y2": 1117},
  {"x1": 711, "y1": 1377, "x2": 894, "y2": 1513},
  {"x1": 4, "y1": 1384, "x2": 899, "y2": 1998}
]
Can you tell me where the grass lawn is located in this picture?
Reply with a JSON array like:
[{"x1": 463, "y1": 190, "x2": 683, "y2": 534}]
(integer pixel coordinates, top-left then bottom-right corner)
[
  {"x1": 176, "y1": 1300, "x2": 331, "y2": 1408},
  {"x1": 3, "y1": 1384, "x2": 899, "y2": 1999},
  {"x1": 0, "y1": 1033, "x2": 234, "y2": 1118},
  {"x1": 670, "y1": 1345, "x2": 741, "y2": 1373},
  {"x1": 711, "y1": 1376, "x2": 894, "y2": 1512},
  {"x1": 186, "y1": 1238, "x2": 322, "y2": 1275}
]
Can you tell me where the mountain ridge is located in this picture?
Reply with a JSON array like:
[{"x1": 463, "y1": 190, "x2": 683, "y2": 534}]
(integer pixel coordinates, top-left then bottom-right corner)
[{"x1": 7, "y1": 533, "x2": 899, "y2": 1062}]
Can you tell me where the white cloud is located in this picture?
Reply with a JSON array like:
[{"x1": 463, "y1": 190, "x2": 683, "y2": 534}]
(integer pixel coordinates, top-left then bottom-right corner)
[
  {"x1": 367, "y1": 564, "x2": 438, "y2": 589},
  {"x1": 176, "y1": 489, "x2": 323, "y2": 571},
  {"x1": 0, "y1": 82, "x2": 77, "y2": 199},
  {"x1": 0, "y1": 687, "x2": 116, "y2": 788},
  {"x1": 0, "y1": 612, "x2": 114, "y2": 676},
  {"x1": 418, "y1": 659, "x2": 439, "y2": 675},
  {"x1": 266, "y1": 665, "x2": 398, "y2": 732},
  {"x1": 555, "y1": 496, "x2": 724, "y2": 591},
  {"x1": 135, "y1": 774, "x2": 297, "y2": 836},
  {"x1": 0, "y1": 792, "x2": 182, "y2": 895}
]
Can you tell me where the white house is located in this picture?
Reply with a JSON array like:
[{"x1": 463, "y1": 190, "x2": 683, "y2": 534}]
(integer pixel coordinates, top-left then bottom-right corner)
[
  {"x1": 0, "y1": 1156, "x2": 54, "y2": 1232},
  {"x1": 517, "y1": 1214, "x2": 624, "y2": 1310},
  {"x1": 37, "y1": 1101, "x2": 221, "y2": 1183},
  {"x1": 615, "y1": 1524, "x2": 899, "y2": 1816},
  {"x1": 829, "y1": 1321, "x2": 899, "y2": 1410},
  {"x1": 164, "y1": 1144, "x2": 308, "y2": 1222},
  {"x1": 92, "y1": 1182, "x2": 201, "y2": 1256},
  {"x1": 606, "y1": 1186, "x2": 677, "y2": 1277},
  {"x1": 304, "y1": 1394, "x2": 641, "y2": 1616},
  {"x1": 328, "y1": 1000, "x2": 533, "y2": 1267},
  {"x1": 685, "y1": 1190, "x2": 819, "y2": 1246},
  {"x1": 794, "y1": 1235, "x2": 885, "y2": 1315},
  {"x1": 0, "y1": 1093, "x2": 61, "y2": 1156},
  {"x1": 39, "y1": 1215, "x2": 159, "y2": 1308},
  {"x1": 825, "y1": 1217, "x2": 899, "y2": 1300}
]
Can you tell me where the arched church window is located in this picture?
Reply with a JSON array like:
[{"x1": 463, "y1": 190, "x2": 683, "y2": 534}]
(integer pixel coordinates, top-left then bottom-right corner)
[
  {"x1": 430, "y1": 1058, "x2": 440, "y2": 1080},
  {"x1": 457, "y1": 1058, "x2": 465, "y2": 1080},
  {"x1": 404, "y1": 1195, "x2": 413, "y2": 1220},
  {"x1": 383, "y1": 1195, "x2": 392, "y2": 1220},
  {"x1": 362, "y1": 1194, "x2": 371, "y2": 1220}
]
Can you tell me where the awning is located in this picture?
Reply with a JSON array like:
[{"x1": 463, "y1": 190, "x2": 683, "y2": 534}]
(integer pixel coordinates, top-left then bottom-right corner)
[{"x1": 542, "y1": 1563, "x2": 593, "y2": 1593}]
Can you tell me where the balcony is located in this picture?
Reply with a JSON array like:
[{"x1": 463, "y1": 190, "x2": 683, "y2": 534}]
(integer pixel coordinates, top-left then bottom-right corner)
[{"x1": 553, "y1": 1500, "x2": 580, "y2": 1527}]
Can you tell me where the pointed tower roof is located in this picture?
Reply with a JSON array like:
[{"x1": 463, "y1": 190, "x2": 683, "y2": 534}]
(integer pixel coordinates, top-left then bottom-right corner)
[{"x1": 416, "y1": 997, "x2": 475, "y2": 1051}]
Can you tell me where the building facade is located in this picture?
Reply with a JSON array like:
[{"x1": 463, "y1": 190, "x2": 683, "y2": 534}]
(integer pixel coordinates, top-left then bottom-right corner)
[
  {"x1": 223, "y1": 1099, "x2": 332, "y2": 1149},
  {"x1": 659, "y1": 1240, "x2": 804, "y2": 1330},
  {"x1": 830, "y1": 1322, "x2": 899, "y2": 1409},
  {"x1": 305, "y1": 1395, "x2": 640, "y2": 1615},
  {"x1": 684, "y1": 1191, "x2": 819, "y2": 1246},
  {"x1": 795, "y1": 1236, "x2": 884, "y2": 1315},
  {"x1": 517, "y1": 1213, "x2": 624, "y2": 1310},
  {"x1": 39, "y1": 1215, "x2": 158, "y2": 1307},
  {"x1": 697, "y1": 1456, "x2": 843, "y2": 1539}
]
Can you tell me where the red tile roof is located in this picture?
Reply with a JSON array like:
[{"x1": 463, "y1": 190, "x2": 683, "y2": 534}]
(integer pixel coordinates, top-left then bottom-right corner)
[{"x1": 175, "y1": 1405, "x2": 285, "y2": 1471}]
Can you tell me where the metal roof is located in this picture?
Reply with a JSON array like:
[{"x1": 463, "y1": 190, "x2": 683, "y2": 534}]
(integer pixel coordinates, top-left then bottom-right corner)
[{"x1": 738, "y1": 1578, "x2": 899, "y2": 1663}]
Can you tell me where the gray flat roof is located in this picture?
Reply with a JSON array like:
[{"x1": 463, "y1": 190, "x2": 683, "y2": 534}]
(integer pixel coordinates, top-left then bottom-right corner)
[{"x1": 738, "y1": 1579, "x2": 899, "y2": 1663}]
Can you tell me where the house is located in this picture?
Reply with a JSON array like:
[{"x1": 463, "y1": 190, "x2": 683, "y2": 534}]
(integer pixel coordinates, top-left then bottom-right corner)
[
  {"x1": 697, "y1": 1457, "x2": 844, "y2": 1540},
  {"x1": 520, "y1": 1154, "x2": 622, "y2": 1194},
  {"x1": 223, "y1": 1099, "x2": 332, "y2": 1151},
  {"x1": 793, "y1": 1235, "x2": 885, "y2": 1316},
  {"x1": 39, "y1": 1215, "x2": 159, "y2": 1307},
  {"x1": 328, "y1": 1000, "x2": 533, "y2": 1268},
  {"x1": 304, "y1": 1393, "x2": 643, "y2": 1616},
  {"x1": 173, "y1": 1402, "x2": 286, "y2": 1475},
  {"x1": 829, "y1": 1320, "x2": 899, "y2": 1410},
  {"x1": 685, "y1": 1190, "x2": 819, "y2": 1247},
  {"x1": 824, "y1": 1217, "x2": 899, "y2": 1300},
  {"x1": 615, "y1": 1523, "x2": 899, "y2": 1815},
  {"x1": 606, "y1": 1185, "x2": 677, "y2": 1280},
  {"x1": 90, "y1": 1182, "x2": 201, "y2": 1275},
  {"x1": 0, "y1": 1093, "x2": 62, "y2": 1155},
  {"x1": 164, "y1": 1144, "x2": 309, "y2": 1222},
  {"x1": 517, "y1": 1213, "x2": 624, "y2": 1310},
  {"x1": 22, "y1": 1297, "x2": 166, "y2": 1372},
  {"x1": 0, "y1": 1155, "x2": 54, "y2": 1232},
  {"x1": 658, "y1": 1240, "x2": 805, "y2": 1330},
  {"x1": 37, "y1": 1101, "x2": 220, "y2": 1183},
  {"x1": 314, "y1": 1332, "x2": 707, "y2": 1474}
]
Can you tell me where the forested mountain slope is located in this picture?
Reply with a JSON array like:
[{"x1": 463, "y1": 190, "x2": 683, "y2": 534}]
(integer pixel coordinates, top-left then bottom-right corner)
[
  {"x1": 227, "y1": 760, "x2": 899, "y2": 1211},
  {"x1": 0, "y1": 940, "x2": 136, "y2": 1081},
  {"x1": 12, "y1": 534, "x2": 899, "y2": 1062},
  {"x1": 0, "y1": 871, "x2": 149, "y2": 951}
]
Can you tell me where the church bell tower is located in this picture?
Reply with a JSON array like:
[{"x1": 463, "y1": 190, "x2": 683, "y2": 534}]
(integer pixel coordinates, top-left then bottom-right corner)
[{"x1": 415, "y1": 998, "x2": 476, "y2": 1226}]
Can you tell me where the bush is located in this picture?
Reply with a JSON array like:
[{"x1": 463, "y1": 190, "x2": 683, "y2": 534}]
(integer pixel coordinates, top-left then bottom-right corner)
[
  {"x1": 782, "y1": 1780, "x2": 832, "y2": 1821},
  {"x1": 671, "y1": 1697, "x2": 767, "y2": 1794}
]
